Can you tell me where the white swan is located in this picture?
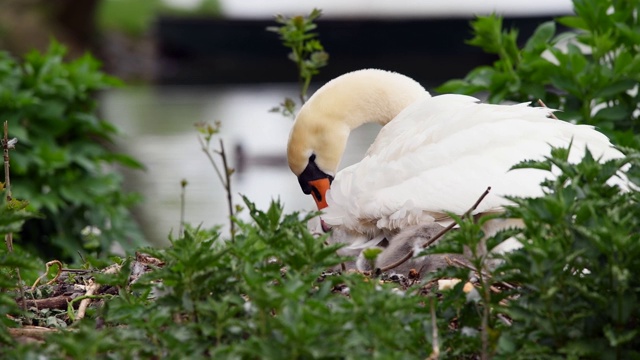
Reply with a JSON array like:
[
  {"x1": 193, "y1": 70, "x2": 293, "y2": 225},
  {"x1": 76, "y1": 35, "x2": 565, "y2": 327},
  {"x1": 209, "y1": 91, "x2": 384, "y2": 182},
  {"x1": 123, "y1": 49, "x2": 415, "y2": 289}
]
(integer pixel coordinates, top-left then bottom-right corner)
[{"x1": 287, "y1": 69, "x2": 624, "y2": 243}]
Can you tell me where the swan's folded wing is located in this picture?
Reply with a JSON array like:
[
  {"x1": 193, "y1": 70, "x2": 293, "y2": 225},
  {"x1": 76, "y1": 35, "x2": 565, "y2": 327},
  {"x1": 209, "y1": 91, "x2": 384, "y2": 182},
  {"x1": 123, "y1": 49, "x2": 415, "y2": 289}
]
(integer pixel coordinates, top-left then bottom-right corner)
[{"x1": 325, "y1": 95, "x2": 624, "y2": 234}]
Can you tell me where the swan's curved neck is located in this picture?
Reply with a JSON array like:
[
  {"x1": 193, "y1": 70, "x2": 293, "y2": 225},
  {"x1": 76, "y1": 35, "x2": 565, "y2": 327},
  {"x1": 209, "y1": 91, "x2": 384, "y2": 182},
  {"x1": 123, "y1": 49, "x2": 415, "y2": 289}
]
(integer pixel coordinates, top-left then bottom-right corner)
[{"x1": 287, "y1": 69, "x2": 428, "y2": 176}]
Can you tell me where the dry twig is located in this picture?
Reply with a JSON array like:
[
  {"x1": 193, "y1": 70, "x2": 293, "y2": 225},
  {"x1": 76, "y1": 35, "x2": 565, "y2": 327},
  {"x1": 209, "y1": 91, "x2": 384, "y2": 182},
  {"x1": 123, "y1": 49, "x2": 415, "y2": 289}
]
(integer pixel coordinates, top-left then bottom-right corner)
[
  {"x1": 537, "y1": 99, "x2": 558, "y2": 120},
  {"x1": 8, "y1": 326, "x2": 58, "y2": 342},
  {"x1": 74, "y1": 263, "x2": 121, "y2": 321},
  {"x1": 75, "y1": 279, "x2": 100, "y2": 320},
  {"x1": 31, "y1": 260, "x2": 64, "y2": 291}
]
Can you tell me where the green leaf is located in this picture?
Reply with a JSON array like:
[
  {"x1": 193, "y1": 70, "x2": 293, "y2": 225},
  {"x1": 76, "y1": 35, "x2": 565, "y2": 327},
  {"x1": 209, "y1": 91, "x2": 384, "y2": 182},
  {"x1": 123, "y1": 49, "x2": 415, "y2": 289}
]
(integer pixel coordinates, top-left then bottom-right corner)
[
  {"x1": 594, "y1": 79, "x2": 636, "y2": 98},
  {"x1": 593, "y1": 105, "x2": 629, "y2": 121},
  {"x1": 523, "y1": 21, "x2": 556, "y2": 53},
  {"x1": 467, "y1": 14, "x2": 504, "y2": 54},
  {"x1": 101, "y1": 153, "x2": 146, "y2": 170},
  {"x1": 556, "y1": 15, "x2": 588, "y2": 30}
]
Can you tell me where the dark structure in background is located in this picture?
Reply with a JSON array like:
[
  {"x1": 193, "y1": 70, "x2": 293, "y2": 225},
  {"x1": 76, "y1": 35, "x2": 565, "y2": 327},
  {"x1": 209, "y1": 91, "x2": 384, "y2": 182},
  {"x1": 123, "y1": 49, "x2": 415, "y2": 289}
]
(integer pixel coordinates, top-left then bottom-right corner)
[{"x1": 156, "y1": 17, "x2": 560, "y2": 87}]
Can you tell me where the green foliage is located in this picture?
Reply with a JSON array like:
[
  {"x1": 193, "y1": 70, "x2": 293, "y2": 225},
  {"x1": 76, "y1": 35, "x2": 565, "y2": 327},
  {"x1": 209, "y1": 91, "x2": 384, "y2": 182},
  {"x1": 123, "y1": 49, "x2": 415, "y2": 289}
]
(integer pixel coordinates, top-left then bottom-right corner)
[
  {"x1": 0, "y1": 41, "x2": 144, "y2": 261},
  {"x1": 7, "y1": 149, "x2": 636, "y2": 358},
  {"x1": 98, "y1": 0, "x2": 222, "y2": 37},
  {"x1": 3, "y1": 198, "x2": 435, "y2": 359},
  {"x1": 438, "y1": 0, "x2": 640, "y2": 148},
  {"x1": 268, "y1": 9, "x2": 329, "y2": 116},
  {"x1": 496, "y1": 149, "x2": 640, "y2": 358},
  {"x1": 425, "y1": 147, "x2": 640, "y2": 359},
  {"x1": 0, "y1": 196, "x2": 36, "y2": 240}
]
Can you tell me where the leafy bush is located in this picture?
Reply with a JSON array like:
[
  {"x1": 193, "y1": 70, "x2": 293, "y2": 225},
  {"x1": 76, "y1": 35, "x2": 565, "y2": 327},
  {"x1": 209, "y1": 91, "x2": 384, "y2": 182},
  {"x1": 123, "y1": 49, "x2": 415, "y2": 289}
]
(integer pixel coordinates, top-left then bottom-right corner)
[
  {"x1": 438, "y1": 0, "x2": 640, "y2": 148},
  {"x1": 4, "y1": 197, "x2": 437, "y2": 359},
  {"x1": 0, "y1": 250, "x2": 39, "y2": 345},
  {"x1": 427, "y1": 148, "x2": 640, "y2": 359},
  {"x1": 3, "y1": 148, "x2": 637, "y2": 359},
  {"x1": 0, "y1": 41, "x2": 144, "y2": 261},
  {"x1": 498, "y1": 149, "x2": 640, "y2": 358},
  {"x1": 98, "y1": 0, "x2": 222, "y2": 37}
]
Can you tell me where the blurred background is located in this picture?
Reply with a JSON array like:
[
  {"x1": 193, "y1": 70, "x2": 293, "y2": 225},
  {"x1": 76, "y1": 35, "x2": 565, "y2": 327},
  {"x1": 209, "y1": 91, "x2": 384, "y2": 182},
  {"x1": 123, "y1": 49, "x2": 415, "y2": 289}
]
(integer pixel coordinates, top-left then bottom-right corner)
[{"x1": 0, "y1": 0, "x2": 573, "y2": 245}]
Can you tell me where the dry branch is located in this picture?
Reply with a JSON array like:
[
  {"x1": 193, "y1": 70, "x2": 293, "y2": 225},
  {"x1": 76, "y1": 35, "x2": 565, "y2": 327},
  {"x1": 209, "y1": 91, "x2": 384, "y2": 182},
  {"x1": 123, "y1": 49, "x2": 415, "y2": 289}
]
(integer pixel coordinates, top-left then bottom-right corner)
[
  {"x1": 74, "y1": 263, "x2": 121, "y2": 321},
  {"x1": 537, "y1": 99, "x2": 558, "y2": 120},
  {"x1": 31, "y1": 260, "x2": 64, "y2": 291},
  {"x1": 9, "y1": 326, "x2": 58, "y2": 342},
  {"x1": 21, "y1": 295, "x2": 76, "y2": 310}
]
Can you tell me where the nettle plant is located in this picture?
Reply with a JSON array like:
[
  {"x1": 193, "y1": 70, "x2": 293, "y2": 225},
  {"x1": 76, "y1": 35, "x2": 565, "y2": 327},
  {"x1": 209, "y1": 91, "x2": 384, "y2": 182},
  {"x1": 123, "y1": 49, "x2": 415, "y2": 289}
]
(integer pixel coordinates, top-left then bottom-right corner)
[
  {"x1": 6, "y1": 149, "x2": 638, "y2": 359},
  {"x1": 5, "y1": 198, "x2": 437, "y2": 359},
  {"x1": 498, "y1": 149, "x2": 640, "y2": 358},
  {"x1": 438, "y1": 0, "x2": 640, "y2": 148},
  {"x1": 429, "y1": 148, "x2": 640, "y2": 359},
  {"x1": 0, "y1": 41, "x2": 144, "y2": 261}
]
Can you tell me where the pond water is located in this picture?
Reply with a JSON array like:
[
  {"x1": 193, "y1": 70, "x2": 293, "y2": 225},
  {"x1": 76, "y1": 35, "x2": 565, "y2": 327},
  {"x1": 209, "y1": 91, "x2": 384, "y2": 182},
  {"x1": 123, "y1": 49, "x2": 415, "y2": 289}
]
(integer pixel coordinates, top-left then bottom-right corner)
[{"x1": 100, "y1": 85, "x2": 379, "y2": 245}]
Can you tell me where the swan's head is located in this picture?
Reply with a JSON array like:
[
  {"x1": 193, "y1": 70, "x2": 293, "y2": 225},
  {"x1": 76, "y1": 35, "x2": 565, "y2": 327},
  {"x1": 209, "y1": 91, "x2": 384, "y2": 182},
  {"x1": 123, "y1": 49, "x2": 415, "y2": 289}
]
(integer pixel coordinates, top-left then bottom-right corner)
[{"x1": 287, "y1": 69, "x2": 428, "y2": 210}]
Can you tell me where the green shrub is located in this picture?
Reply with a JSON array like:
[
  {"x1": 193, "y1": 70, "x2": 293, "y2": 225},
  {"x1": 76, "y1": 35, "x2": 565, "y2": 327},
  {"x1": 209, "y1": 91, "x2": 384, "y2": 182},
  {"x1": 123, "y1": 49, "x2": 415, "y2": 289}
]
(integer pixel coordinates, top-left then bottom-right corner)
[
  {"x1": 0, "y1": 41, "x2": 144, "y2": 261},
  {"x1": 438, "y1": 0, "x2": 640, "y2": 148},
  {"x1": 0, "y1": 249, "x2": 39, "y2": 345},
  {"x1": 497, "y1": 149, "x2": 640, "y2": 358},
  {"x1": 423, "y1": 147, "x2": 640, "y2": 359},
  {"x1": 3, "y1": 197, "x2": 437, "y2": 359},
  {"x1": 98, "y1": 0, "x2": 222, "y2": 37},
  {"x1": 5, "y1": 149, "x2": 637, "y2": 359}
]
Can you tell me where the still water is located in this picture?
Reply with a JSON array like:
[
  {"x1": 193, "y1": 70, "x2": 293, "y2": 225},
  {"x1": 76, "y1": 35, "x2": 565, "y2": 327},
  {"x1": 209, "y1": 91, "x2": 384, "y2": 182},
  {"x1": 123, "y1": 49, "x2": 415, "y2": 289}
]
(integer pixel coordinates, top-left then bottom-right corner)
[{"x1": 100, "y1": 85, "x2": 379, "y2": 245}]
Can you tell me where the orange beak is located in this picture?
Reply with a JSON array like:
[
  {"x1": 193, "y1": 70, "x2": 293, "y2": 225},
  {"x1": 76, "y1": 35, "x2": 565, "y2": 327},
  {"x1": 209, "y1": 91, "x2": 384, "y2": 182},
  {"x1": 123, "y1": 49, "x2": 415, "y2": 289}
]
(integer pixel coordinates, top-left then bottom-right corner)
[{"x1": 308, "y1": 178, "x2": 331, "y2": 209}]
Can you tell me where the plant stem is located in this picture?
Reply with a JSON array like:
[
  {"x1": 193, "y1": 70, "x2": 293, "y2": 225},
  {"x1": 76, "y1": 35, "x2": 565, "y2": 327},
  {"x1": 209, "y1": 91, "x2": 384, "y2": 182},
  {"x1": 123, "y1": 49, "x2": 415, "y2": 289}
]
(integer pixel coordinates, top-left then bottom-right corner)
[
  {"x1": 197, "y1": 134, "x2": 236, "y2": 241},
  {"x1": 179, "y1": 179, "x2": 187, "y2": 237},
  {"x1": 3, "y1": 121, "x2": 25, "y2": 310},
  {"x1": 218, "y1": 139, "x2": 235, "y2": 242},
  {"x1": 428, "y1": 297, "x2": 440, "y2": 360},
  {"x1": 295, "y1": 50, "x2": 307, "y2": 104},
  {"x1": 300, "y1": 75, "x2": 312, "y2": 104},
  {"x1": 480, "y1": 269, "x2": 492, "y2": 360},
  {"x1": 198, "y1": 136, "x2": 226, "y2": 186},
  {"x1": 3, "y1": 121, "x2": 13, "y2": 253}
]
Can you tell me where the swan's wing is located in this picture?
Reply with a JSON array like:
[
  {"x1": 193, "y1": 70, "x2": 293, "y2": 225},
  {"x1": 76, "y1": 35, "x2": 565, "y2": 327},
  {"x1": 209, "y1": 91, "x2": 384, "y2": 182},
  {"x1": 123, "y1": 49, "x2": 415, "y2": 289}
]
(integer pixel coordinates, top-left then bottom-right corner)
[{"x1": 324, "y1": 95, "x2": 623, "y2": 234}]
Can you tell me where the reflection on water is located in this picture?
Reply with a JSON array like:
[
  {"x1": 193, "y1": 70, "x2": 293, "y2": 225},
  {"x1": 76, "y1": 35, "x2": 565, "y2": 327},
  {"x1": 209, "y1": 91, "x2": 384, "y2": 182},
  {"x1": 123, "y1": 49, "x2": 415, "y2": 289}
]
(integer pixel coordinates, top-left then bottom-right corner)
[{"x1": 100, "y1": 85, "x2": 379, "y2": 245}]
